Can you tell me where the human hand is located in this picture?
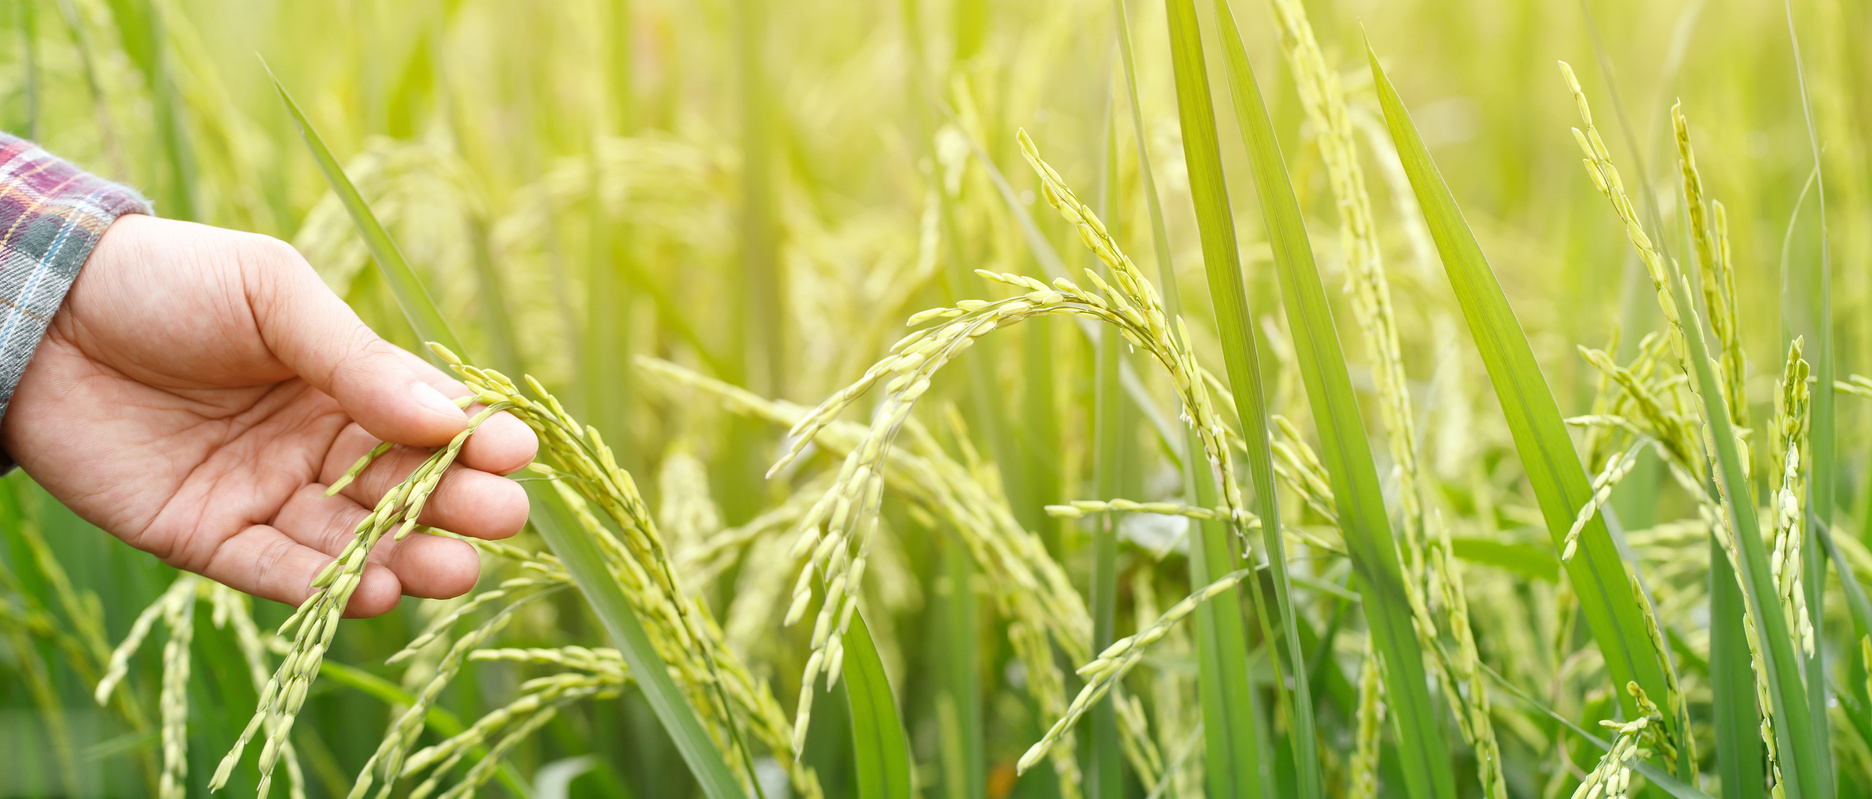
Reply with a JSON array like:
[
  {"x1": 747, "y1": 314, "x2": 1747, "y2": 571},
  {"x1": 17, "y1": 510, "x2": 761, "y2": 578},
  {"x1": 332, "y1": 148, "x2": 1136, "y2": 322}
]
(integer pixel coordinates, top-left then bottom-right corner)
[{"x1": 1, "y1": 214, "x2": 538, "y2": 617}]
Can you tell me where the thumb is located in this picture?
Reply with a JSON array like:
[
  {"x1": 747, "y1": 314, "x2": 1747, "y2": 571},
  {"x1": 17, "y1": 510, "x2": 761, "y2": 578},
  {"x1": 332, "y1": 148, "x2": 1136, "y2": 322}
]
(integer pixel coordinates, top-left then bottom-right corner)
[{"x1": 245, "y1": 239, "x2": 468, "y2": 447}]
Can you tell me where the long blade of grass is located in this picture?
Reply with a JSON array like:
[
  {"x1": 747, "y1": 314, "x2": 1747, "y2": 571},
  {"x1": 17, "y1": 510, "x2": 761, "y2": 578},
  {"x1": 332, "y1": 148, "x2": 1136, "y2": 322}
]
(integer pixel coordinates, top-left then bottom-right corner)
[
  {"x1": 1786, "y1": 5, "x2": 1836, "y2": 789},
  {"x1": 1367, "y1": 43, "x2": 1686, "y2": 758},
  {"x1": 526, "y1": 484, "x2": 748, "y2": 799},
  {"x1": 1157, "y1": 1, "x2": 1293, "y2": 795},
  {"x1": 266, "y1": 63, "x2": 466, "y2": 360},
  {"x1": 1707, "y1": 538, "x2": 1763, "y2": 799},
  {"x1": 1205, "y1": 4, "x2": 1433, "y2": 797},
  {"x1": 842, "y1": 609, "x2": 912, "y2": 799}
]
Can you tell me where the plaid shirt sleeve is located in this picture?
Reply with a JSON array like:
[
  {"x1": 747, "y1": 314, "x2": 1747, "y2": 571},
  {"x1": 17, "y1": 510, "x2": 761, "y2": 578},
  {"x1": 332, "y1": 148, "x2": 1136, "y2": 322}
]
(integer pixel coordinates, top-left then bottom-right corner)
[{"x1": 0, "y1": 134, "x2": 151, "y2": 426}]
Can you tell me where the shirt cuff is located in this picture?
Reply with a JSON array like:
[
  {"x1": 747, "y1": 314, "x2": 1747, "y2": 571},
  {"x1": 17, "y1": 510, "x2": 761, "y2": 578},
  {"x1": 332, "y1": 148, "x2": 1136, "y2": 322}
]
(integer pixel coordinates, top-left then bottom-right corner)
[{"x1": 0, "y1": 134, "x2": 153, "y2": 468}]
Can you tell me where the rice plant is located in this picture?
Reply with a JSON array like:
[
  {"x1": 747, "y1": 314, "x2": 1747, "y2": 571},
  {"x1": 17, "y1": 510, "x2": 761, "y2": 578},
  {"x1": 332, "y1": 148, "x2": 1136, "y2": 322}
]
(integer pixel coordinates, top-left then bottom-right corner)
[{"x1": 3, "y1": 0, "x2": 1871, "y2": 797}]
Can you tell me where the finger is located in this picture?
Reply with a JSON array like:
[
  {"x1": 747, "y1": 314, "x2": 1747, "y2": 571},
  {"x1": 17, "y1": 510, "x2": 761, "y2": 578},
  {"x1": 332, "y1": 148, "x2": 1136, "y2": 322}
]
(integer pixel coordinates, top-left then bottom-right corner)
[
  {"x1": 242, "y1": 237, "x2": 467, "y2": 449},
  {"x1": 394, "y1": 349, "x2": 538, "y2": 475},
  {"x1": 322, "y1": 426, "x2": 529, "y2": 540},
  {"x1": 196, "y1": 523, "x2": 401, "y2": 618},
  {"x1": 272, "y1": 486, "x2": 482, "y2": 600},
  {"x1": 382, "y1": 534, "x2": 482, "y2": 600}
]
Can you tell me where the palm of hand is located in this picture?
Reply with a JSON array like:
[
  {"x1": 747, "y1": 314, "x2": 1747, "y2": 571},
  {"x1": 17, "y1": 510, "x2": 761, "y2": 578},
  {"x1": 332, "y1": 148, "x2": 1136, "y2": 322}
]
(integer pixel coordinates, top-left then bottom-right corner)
[{"x1": 1, "y1": 215, "x2": 536, "y2": 616}]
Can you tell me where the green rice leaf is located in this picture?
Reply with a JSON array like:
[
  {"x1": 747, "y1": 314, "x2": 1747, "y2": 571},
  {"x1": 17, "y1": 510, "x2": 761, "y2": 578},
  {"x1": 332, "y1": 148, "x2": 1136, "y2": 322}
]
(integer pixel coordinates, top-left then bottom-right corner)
[
  {"x1": 1367, "y1": 42, "x2": 1686, "y2": 760},
  {"x1": 1707, "y1": 538, "x2": 1763, "y2": 799},
  {"x1": 842, "y1": 609, "x2": 911, "y2": 799},
  {"x1": 1207, "y1": 3, "x2": 1438, "y2": 796},
  {"x1": 1154, "y1": 1, "x2": 1269, "y2": 795},
  {"x1": 266, "y1": 63, "x2": 466, "y2": 361}
]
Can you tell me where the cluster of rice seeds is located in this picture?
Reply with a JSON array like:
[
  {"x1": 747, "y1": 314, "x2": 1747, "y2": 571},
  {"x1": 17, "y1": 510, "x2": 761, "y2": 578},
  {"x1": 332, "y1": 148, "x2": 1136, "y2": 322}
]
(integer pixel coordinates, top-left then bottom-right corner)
[
  {"x1": 1272, "y1": 16, "x2": 1514, "y2": 783},
  {"x1": 158, "y1": 580, "x2": 196, "y2": 799},
  {"x1": 1570, "y1": 684, "x2": 1674, "y2": 799},
  {"x1": 92, "y1": 576, "x2": 199, "y2": 799},
  {"x1": 214, "y1": 402, "x2": 508, "y2": 795},
  {"x1": 658, "y1": 448, "x2": 725, "y2": 558},
  {"x1": 1771, "y1": 340, "x2": 1814, "y2": 655},
  {"x1": 640, "y1": 357, "x2": 1164, "y2": 782},
  {"x1": 1561, "y1": 439, "x2": 1648, "y2": 563},
  {"x1": 346, "y1": 582, "x2": 565, "y2": 799},
  {"x1": 205, "y1": 584, "x2": 307, "y2": 799},
  {"x1": 1350, "y1": 638, "x2": 1384, "y2": 798},
  {"x1": 1673, "y1": 104, "x2": 1747, "y2": 432},
  {"x1": 402, "y1": 668, "x2": 621, "y2": 799},
  {"x1": 545, "y1": 474, "x2": 819, "y2": 799},
  {"x1": 1561, "y1": 61, "x2": 1691, "y2": 371},
  {"x1": 1130, "y1": 573, "x2": 1201, "y2": 798},
  {"x1": 1017, "y1": 570, "x2": 1251, "y2": 773},
  {"x1": 1427, "y1": 513, "x2": 1507, "y2": 795},
  {"x1": 768, "y1": 132, "x2": 1265, "y2": 754},
  {"x1": 438, "y1": 349, "x2": 822, "y2": 799}
]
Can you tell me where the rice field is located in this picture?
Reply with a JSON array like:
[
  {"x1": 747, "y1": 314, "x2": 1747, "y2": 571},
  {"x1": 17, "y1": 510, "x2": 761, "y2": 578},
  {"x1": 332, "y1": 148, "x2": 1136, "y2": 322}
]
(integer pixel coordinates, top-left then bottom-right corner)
[{"x1": 2, "y1": 0, "x2": 1869, "y2": 797}]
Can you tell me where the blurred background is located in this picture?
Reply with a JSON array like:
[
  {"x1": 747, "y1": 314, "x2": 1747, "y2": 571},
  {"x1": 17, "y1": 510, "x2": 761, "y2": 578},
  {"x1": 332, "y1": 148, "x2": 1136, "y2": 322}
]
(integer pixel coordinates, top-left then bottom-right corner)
[{"x1": 0, "y1": 0, "x2": 1865, "y2": 796}]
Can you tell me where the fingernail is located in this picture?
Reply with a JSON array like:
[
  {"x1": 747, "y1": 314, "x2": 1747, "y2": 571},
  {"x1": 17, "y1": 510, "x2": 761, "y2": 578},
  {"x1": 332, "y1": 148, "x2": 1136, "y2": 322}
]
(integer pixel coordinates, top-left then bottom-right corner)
[{"x1": 412, "y1": 382, "x2": 466, "y2": 419}]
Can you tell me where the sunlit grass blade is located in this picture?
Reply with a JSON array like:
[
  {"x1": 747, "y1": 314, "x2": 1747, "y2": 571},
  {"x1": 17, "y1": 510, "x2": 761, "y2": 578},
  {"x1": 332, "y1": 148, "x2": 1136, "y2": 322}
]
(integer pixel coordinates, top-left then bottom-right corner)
[
  {"x1": 266, "y1": 63, "x2": 465, "y2": 360},
  {"x1": 525, "y1": 484, "x2": 748, "y2": 799},
  {"x1": 1158, "y1": 0, "x2": 1297, "y2": 795},
  {"x1": 1367, "y1": 43, "x2": 1689, "y2": 766},
  {"x1": 1707, "y1": 540, "x2": 1763, "y2": 799},
  {"x1": 842, "y1": 609, "x2": 912, "y2": 799},
  {"x1": 1206, "y1": 3, "x2": 1430, "y2": 797}
]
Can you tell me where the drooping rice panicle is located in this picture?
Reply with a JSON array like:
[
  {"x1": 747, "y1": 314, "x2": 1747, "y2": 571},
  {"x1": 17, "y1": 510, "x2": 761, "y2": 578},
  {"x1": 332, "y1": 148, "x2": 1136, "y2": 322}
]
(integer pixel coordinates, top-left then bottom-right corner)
[
  {"x1": 641, "y1": 356, "x2": 1161, "y2": 778},
  {"x1": 214, "y1": 402, "x2": 511, "y2": 795},
  {"x1": 157, "y1": 578, "x2": 196, "y2": 799},
  {"x1": 1674, "y1": 103, "x2": 1747, "y2": 437},
  {"x1": 433, "y1": 348, "x2": 823, "y2": 799},
  {"x1": 1771, "y1": 340, "x2": 1814, "y2": 656},
  {"x1": 1568, "y1": 684, "x2": 1674, "y2": 799},
  {"x1": 1350, "y1": 637, "x2": 1384, "y2": 798},
  {"x1": 1018, "y1": 570, "x2": 1251, "y2": 773},
  {"x1": 762, "y1": 132, "x2": 1260, "y2": 754},
  {"x1": 1560, "y1": 61, "x2": 1690, "y2": 373}
]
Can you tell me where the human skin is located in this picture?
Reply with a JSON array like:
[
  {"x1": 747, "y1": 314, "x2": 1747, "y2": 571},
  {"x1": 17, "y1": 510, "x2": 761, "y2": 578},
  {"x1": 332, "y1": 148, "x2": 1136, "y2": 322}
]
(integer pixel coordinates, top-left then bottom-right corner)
[{"x1": 0, "y1": 214, "x2": 539, "y2": 617}]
